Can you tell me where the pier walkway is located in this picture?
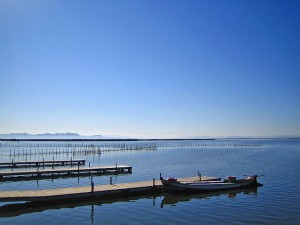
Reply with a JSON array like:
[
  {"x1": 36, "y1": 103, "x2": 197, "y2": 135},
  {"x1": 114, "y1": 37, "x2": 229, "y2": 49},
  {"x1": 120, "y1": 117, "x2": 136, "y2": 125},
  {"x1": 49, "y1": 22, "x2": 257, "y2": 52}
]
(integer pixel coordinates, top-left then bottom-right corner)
[
  {"x1": 0, "y1": 176, "x2": 219, "y2": 202},
  {"x1": 0, "y1": 159, "x2": 85, "y2": 169},
  {"x1": 0, "y1": 165, "x2": 132, "y2": 180}
]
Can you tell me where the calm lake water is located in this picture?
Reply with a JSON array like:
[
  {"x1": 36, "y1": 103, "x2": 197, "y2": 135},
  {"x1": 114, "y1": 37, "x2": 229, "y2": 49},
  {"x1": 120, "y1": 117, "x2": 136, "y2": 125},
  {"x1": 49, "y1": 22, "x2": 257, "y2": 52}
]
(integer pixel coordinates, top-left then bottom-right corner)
[{"x1": 0, "y1": 139, "x2": 299, "y2": 224}]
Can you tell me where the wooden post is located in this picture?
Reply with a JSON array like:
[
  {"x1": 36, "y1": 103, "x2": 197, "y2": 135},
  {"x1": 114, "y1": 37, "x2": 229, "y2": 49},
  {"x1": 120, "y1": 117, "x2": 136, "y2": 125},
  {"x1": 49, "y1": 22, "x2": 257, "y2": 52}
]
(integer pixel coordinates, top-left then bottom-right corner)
[
  {"x1": 153, "y1": 178, "x2": 155, "y2": 187},
  {"x1": 91, "y1": 176, "x2": 94, "y2": 193},
  {"x1": 71, "y1": 157, "x2": 73, "y2": 168},
  {"x1": 110, "y1": 177, "x2": 112, "y2": 185},
  {"x1": 198, "y1": 171, "x2": 201, "y2": 181},
  {"x1": 115, "y1": 163, "x2": 118, "y2": 172}
]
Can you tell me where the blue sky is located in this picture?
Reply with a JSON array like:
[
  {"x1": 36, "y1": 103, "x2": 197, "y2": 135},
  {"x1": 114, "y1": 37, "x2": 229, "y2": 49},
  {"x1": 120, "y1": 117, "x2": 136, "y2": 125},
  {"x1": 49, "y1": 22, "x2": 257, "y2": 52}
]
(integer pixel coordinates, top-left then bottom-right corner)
[{"x1": 1, "y1": 0, "x2": 300, "y2": 138}]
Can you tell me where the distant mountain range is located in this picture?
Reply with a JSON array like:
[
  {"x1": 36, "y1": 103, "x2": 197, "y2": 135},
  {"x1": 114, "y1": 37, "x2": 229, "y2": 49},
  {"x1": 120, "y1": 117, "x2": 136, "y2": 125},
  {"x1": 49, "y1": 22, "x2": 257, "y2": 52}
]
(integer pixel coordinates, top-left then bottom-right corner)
[
  {"x1": 0, "y1": 133, "x2": 299, "y2": 140},
  {"x1": 0, "y1": 133, "x2": 104, "y2": 139}
]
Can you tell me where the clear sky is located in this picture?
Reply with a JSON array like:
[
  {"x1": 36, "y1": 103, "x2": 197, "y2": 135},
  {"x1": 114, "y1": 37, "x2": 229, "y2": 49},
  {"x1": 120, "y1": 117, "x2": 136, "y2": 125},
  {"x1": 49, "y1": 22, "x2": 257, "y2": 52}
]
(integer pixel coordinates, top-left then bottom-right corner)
[{"x1": 1, "y1": 0, "x2": 300, "y2": 138}]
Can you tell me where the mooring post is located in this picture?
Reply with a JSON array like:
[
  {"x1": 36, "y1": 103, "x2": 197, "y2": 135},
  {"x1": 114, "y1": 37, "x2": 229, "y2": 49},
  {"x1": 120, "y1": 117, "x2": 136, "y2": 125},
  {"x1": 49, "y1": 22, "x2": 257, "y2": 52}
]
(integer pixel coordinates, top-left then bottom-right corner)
[
  {"x1": 91, "y1": 176, "x2": 94, "y2": 193},
  {"x1": 153, "y1": 178, "x2": 155, "y2": 187},
  {"x1": 198, "y1": 171, "x2": 201, "y2": 181},
  {"x1": 43, "y1": 158, "x2": 45, "y2": 168},
  {"x1": 71, "y1": 157, "x2": 73, "y2": 168},
  {"x1": 159, "y1": 173, "x2": 162, "y2": 180},
  {"x1": 110, "y1": 177, "x2": 112, "y2": 185},
  {"x1": 11, "y1": 159, "x2": 14, "y2": 170},
  {"x1": 89, "y1": 162, "x2": 91, "y2": 168}
]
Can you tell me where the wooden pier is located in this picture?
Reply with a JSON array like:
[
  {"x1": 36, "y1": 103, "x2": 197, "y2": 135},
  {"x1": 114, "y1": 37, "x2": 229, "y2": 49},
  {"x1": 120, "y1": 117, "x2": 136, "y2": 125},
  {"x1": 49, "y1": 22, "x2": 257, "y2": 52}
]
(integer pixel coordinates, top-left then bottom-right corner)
[
  {"x1": 0, "y1": 176, "x2": 219, "y2": 202},
  {"x1": 0, "y1": 165, "x2": 132, "y2": 180},
  {"x1": 0, "y1": 159, "x2": 85, "y2": 169}
]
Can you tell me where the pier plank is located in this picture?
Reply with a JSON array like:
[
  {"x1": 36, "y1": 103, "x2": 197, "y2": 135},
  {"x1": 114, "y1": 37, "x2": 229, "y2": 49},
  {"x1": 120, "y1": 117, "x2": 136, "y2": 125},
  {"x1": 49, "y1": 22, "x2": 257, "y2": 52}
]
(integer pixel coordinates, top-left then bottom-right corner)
[
  {"x1": 0, "y1": 159, "x2": 85, "y2": 168},
  {"x1": 0, "y1": 176, "x2": 219, "y2": 202},
  {"x1": 0, "y1": 165, "x2": 132, "y2": 180}
]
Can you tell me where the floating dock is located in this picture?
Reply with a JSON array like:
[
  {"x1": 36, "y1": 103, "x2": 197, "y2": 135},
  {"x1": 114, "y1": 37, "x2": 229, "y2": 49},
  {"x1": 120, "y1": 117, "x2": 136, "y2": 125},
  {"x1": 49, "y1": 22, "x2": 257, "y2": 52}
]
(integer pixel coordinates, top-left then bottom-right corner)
[
  {"x1": 0, "y1": 159, "x2": 85, "y2": 169},
  {"x1": 0, "y1": 165, "x2": 132, "y2": 180},
  {"x1": 0, "y1": 176, "x2": 219, "y2": 202}
]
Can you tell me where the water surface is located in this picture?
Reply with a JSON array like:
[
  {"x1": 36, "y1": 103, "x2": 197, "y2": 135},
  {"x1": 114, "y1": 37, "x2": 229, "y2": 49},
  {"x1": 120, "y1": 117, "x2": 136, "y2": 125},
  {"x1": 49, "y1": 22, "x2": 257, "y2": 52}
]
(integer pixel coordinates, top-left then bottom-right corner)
[{"x1": 0, "y1": 139, "x2": 299, "y2": 224}]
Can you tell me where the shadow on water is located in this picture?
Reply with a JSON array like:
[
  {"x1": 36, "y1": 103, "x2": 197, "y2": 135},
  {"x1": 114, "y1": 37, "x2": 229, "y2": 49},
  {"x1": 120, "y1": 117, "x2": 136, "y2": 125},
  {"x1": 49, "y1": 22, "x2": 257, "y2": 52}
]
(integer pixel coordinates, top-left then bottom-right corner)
[
  {"x1": 0, "y1": 171, "x2": 132, "y2": 183},
  {"x1": 0, "y1": 187, "x2": 259, "y2": 218}
]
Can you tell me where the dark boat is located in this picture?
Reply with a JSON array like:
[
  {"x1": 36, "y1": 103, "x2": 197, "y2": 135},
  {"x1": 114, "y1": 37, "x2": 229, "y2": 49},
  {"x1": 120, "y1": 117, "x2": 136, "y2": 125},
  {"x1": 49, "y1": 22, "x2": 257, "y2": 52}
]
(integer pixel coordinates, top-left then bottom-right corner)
[{"x1": 160, "y1": 175, "x2": 262, "y2": 193}]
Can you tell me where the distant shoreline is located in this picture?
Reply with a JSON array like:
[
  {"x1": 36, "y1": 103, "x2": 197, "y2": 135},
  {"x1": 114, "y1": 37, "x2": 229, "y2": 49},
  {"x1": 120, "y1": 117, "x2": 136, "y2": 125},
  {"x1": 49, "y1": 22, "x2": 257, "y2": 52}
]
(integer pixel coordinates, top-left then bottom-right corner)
[
  {"x1": 0, "y1": 137, "x2": 299, "y2": 142},
  {"x1": 0, "y1": 138, "x2": 216, "y2": 142}
]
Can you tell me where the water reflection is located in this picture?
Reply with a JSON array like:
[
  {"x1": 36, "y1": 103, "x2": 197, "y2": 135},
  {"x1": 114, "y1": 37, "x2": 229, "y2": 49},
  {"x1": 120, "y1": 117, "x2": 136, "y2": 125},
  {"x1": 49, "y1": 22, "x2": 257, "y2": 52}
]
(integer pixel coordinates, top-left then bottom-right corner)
[
  {"x1": 0, "y1": 187, "x2": 258, "y2": 219},
  {"x1": 160, "y1": 187, "x2": 259, "y2": 208},
  {"x1": 0, "y1": 173, "x2": 128, "y2": 183}
]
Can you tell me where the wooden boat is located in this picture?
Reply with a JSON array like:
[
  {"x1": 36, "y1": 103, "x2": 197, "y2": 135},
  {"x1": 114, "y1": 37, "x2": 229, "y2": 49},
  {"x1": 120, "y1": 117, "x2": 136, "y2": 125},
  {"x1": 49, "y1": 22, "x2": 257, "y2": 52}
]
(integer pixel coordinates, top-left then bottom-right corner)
[{"x1": 160, "y1": 175, "x2": 262, "y2": 193}]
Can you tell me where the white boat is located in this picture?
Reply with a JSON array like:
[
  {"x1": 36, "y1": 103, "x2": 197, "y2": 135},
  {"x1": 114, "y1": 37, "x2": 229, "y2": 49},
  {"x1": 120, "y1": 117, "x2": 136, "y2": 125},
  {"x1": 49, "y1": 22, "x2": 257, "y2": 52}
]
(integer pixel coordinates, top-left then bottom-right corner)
[{"x1": 160, "y1": 175, "x2": 262, "y2": 193}]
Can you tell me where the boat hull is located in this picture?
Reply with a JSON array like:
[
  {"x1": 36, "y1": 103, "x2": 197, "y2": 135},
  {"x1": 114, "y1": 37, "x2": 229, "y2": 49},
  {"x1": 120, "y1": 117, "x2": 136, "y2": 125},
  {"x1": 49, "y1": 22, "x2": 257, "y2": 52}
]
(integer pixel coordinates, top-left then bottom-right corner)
[{"x1": 161, "y1": 177, "x2": 261, "y2": 193}]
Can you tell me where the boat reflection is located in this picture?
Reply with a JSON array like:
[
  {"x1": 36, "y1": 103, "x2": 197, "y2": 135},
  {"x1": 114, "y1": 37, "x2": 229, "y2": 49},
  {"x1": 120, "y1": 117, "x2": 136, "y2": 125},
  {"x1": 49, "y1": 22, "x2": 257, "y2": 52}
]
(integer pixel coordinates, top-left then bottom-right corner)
[{"x1": 160, "y1": 187, "x2": 259, "y2": 208}]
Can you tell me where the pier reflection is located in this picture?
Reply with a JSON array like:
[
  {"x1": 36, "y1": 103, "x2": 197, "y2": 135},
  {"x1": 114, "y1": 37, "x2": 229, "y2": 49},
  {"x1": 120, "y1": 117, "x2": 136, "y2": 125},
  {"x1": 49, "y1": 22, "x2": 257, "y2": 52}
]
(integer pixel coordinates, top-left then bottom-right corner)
[{"x1": 0, "y1": 187, "x2": 258, "y2": 219}]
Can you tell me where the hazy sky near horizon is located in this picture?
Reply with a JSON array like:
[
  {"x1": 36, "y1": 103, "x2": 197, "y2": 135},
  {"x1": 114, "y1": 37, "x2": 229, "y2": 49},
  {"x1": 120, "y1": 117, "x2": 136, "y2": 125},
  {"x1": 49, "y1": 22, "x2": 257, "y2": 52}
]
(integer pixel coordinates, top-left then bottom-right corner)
[{"x1": 1, "y1": 0, "x2": 300, "y2": 138}]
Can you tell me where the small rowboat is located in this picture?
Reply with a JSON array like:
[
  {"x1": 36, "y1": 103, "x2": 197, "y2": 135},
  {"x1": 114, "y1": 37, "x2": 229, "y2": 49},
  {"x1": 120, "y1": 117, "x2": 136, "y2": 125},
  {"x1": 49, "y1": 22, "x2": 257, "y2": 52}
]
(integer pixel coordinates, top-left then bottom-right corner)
[{"x1": 160, "y1": 175, "x2": 262, "y2": 193}]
